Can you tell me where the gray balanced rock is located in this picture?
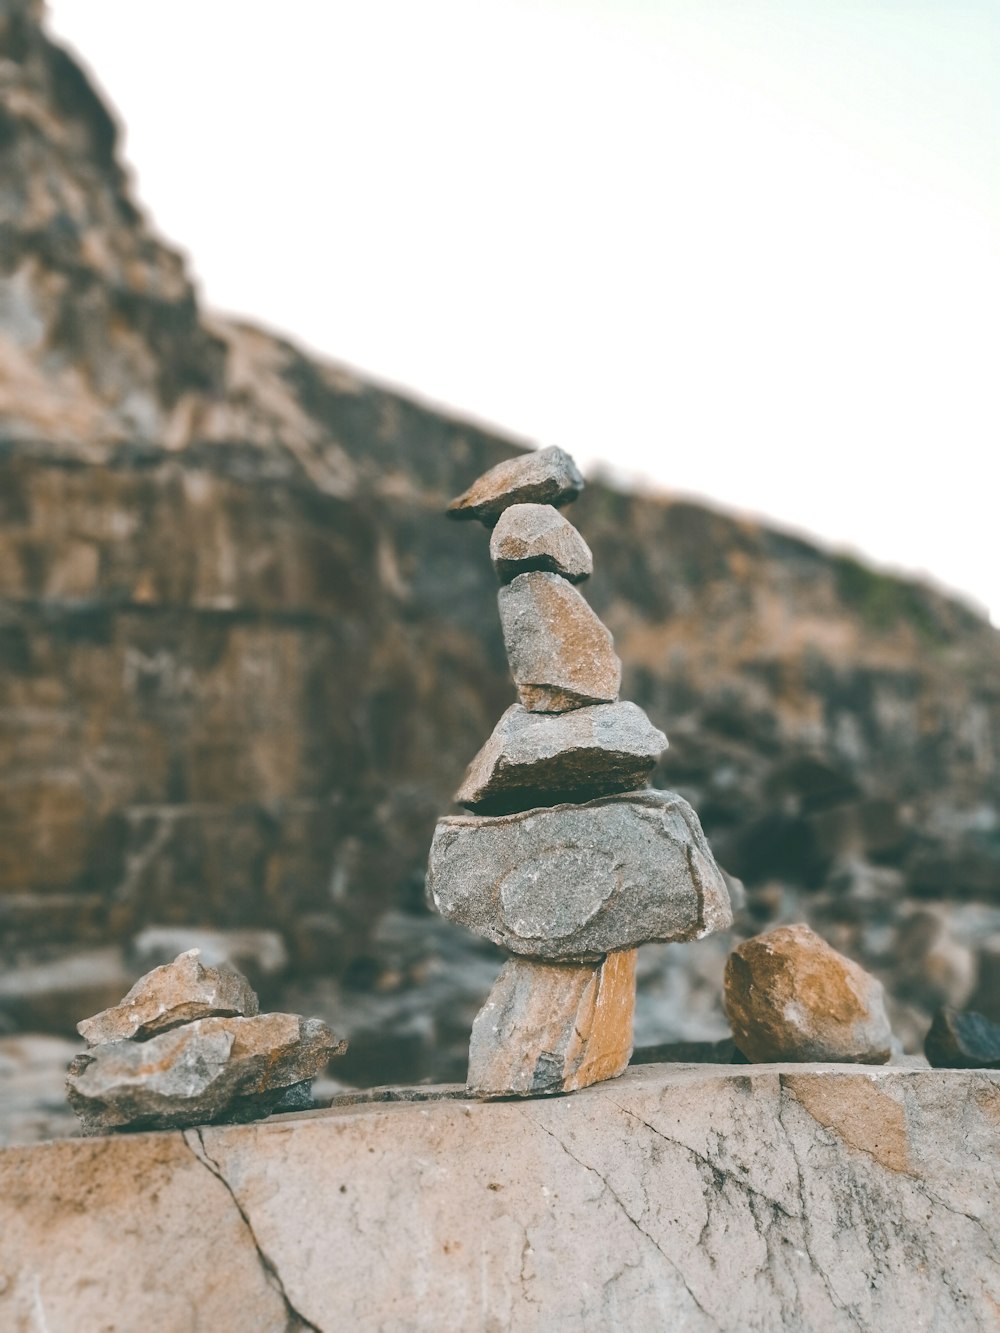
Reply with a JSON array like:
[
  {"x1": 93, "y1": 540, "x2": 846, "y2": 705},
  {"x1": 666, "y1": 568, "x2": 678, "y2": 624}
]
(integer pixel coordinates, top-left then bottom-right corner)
[
  {"x1": 65, "y1": 1012, "x2": 345, "y2": 1133},
  {"x1": 925, "y1": 1007, "x2": 1000, "y2": 1069},
  {"x1": 427, "y1": 789, "x2": 732, "y2": 960},
  {"x1": 489, "y1": 503, "x2": 593, "y2": 584},
  {"x1": 77, "y1": 949, "x2": 259, "y2": 1046},
  {"x1": 498, "y1": 570, "x2": 622, "y2": 713},
  {"x1": 455, "y1": 701, "x2": 667, "y2": 813},
  {"x1": 447, "y1": 446, "x2": 584, "y2": 525}
]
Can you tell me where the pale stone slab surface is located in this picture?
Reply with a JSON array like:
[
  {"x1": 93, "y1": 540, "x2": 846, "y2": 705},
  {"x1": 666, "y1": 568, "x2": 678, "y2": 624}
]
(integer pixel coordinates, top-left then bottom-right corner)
[
  {"x1": 447, "y1": 446, "x2": 584, "y2": 525},
  {"x1": 725, "y1": 924, "x2": 893, "y2": 1064},
  {"x1": 468, "y1": 950, "x2": 636, "y2": 1097},
  {"x1": 66, "y1": 1012, "x2": 345, "y2": 1132},
  {"x1": 490, "y1": 502, "x2": 594, "y2": 584},
  {"x1": 455, "y1": 701, "x2": 667, "y2": 813},
  {"x1": 78, "y1": 948, "x2": 259, "y2": 1046},
  {"x1": 498, "y1": 571, "x2": 622, "y2": 712},
  {"x1": 2, "y1": 1065, "x2": 998, "y2": 1331},
  {"x1": 428, "y1": 790, "x2": 732, "y2": 960}
]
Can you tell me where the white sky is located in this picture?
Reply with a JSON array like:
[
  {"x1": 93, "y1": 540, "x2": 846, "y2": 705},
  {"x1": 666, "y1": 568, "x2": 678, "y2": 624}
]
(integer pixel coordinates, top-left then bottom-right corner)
[{"x1": 48, "y1": 0, "x2": 1000, "y2": 623}]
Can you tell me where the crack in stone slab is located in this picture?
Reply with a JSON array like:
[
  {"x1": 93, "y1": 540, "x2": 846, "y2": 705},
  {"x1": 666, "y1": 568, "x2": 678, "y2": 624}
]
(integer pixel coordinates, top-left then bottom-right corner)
[
  {"x1": 776, "y1": 1091, "x2": 865, "y2": 1330},
  {"x1": 609, "y1": 1099, "x2": 798, "y2": 1220},
  {"x1": 522, "y1": 1110, "x2": 721, "y2": 1328},
  {"x1": 183, "y1": 1128, "x2": 322, "y2": 1333}
]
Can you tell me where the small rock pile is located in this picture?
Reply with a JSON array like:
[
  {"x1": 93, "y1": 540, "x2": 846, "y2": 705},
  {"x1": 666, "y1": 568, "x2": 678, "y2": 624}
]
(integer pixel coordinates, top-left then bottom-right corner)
[
  {"x1": 427, "y1": 447, "x2": 733, "y2": 1097},
  {"x1": 66, "y1": 950, "x2": 345, "y2": 1133}
]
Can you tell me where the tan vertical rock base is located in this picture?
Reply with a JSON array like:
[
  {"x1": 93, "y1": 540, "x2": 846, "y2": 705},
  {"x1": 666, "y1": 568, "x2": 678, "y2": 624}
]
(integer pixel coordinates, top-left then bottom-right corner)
[{"x1": 467, "y1": 949, "x2": 636, "y2": 1097}]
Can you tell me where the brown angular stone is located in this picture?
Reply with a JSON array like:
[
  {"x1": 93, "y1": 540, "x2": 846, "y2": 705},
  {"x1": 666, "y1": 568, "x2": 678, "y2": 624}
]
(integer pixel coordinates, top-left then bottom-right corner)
[
  {"x1": 427, "y1": 790, "x2": 732, "y2": 960},
  {"x1": 77, "y1": 949, "x2": 259, "y2": 1046},
  {"x1": 489, "y1": 503, "x2": 593, "y2": 584},
  {"x1": 468, "y1": 951, "x2": 636, "y2": 1097},
  {"x1": 65, "y1": 1012, "x2": 346, "y2": 1133},
  {"x1": 455, "y1": 701, "x2": 666, "y2": 813},
  {"x1": 498, "y1": 571, "x2": 621, "y2": 712},
  {"x1": 723, "y1": 924, "x2": 893, "y2": 1064},
  {"x1": 447, "y1": 446, "x2": 584, "y2": 525}
]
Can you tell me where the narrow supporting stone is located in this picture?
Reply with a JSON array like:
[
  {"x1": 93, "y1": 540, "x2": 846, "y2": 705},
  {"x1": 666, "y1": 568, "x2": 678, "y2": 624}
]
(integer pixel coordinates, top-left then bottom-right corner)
[
  {"x1": 498, "y1": 570, "x2": 621, "y2": 713},
  {"x1": 468, "y1": 950, "x2": 636, "y2": 1097},
  {"x1": 489, "y1": 503, "x2": 593, "y2": 584},
  {"x1": 455, "y1": 701, "x2": 667, "y2": 813},
  {"x1": 447, "y1": 446, "x2": 584, "y2": 525}
]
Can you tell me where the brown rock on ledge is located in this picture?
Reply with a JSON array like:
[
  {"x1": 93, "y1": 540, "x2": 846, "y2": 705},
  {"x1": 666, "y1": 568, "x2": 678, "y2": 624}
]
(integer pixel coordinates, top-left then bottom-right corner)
[
  {"x1": 467, "y1": 950, "x2": 636, "y2": 1097},
  {"x1": 724, "y1": 924, "x2": 893, "y2": 1064}
]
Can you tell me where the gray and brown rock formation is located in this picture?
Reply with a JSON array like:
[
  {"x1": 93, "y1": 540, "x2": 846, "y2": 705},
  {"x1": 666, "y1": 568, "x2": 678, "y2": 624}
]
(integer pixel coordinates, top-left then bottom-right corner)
[
  {"x1": 66, "y1": 951, "x2": 345, "y2": 1132},
  {"x1": 428, "y1": 450, "x2": 731, "y2": 1096}
]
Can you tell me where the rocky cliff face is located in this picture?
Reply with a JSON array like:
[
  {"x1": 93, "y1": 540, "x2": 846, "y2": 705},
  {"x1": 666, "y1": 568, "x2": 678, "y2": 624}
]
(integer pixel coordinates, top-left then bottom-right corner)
[{"x1": 1, "y1": 0, "x2": 999, "y2": 1085}]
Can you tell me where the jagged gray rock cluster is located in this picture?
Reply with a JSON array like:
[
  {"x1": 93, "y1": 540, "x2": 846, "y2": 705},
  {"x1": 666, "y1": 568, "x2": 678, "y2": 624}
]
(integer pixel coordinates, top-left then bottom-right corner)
[
  {"x1": 428, "y1": 449, "x2": 732, "y2": 1097},
  {"x1": 65, "y1": 950, "x2": 345, "y2": 1132}
]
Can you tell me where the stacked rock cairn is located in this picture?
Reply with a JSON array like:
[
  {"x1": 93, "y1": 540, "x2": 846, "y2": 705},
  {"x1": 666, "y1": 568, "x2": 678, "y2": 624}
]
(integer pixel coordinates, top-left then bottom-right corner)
[
  {"x1": 427, "y1": 447, "x2": 733, "y2": 1098},
  {"x1": 66, "y1": 949, "x2": 346, "y2": 1133}
]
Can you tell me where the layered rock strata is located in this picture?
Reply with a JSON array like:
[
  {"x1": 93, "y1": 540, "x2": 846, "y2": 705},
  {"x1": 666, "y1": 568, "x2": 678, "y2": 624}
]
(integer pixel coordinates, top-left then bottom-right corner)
[{"x1": 428, "y1": 453, "x2": 732, "y2": 1096}]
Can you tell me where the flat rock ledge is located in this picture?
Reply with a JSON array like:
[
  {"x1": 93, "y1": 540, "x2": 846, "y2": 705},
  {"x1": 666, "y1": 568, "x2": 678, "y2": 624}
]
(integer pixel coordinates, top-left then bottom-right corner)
[{"x1": 2, "y1": 1065, "x2": 998, "y2": 1331}]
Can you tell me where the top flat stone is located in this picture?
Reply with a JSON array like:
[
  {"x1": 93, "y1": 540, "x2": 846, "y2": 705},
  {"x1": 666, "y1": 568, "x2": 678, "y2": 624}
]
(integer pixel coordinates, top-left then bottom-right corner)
[
  {"x1": 77, "y1": 949, "x2": 259, "y2": 1046},
  {"x1": 447, "y1": 447, "x2": 584, "y2": 526}
]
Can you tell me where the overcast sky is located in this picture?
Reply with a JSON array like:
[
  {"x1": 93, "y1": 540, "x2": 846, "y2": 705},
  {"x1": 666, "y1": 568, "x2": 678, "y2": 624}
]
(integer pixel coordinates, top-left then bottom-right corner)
[{"x1": 48, "y1": 1, "x2": 1000, "y2": 623}]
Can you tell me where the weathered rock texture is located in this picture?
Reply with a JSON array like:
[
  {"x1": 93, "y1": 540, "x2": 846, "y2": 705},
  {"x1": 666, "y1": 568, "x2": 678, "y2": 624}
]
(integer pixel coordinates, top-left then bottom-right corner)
[
  {"x1": 2, "y1": 1064, "x2": 999, "y2": 1330},
  {"x1": 3, "y1": 0, "x2": 1000, "y2": 1094},
  {"x1": 429, "y1": 791, "x2": 732, "y2": 959},
  {"x1": 490, "y1": 503, "x2": 593, "y2": 583},
  {"x1": 925, "y1": 1006, "x2": 1000, "y2": 1069},
  {"x1": 78, "y1": 948, "x2": 258, "y2": 1045},
  {"x1": 724, "y1": 925, "x2": 893, "y2": 1064},
  {"x1": 66, "y1": 1012, "x2": 343, "y2": 1132},
  {"x1": 468, "y1": 950, "x2": 636, "y2": 1097},
  {"x1": 455, "y1": 701, "x2": 666, "y2": 813},
  {"x1": 499, "y1": 571, "x2": 622, "y2": 712},
  {"x1": 447, "y1": 446, "x2": 584, "y2": 524}
]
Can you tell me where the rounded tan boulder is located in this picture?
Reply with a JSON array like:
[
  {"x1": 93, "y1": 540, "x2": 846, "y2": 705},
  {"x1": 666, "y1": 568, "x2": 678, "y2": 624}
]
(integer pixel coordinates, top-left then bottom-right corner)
[{"x1": 724, "y1": 924, "x2": 893, "y2": 1064}]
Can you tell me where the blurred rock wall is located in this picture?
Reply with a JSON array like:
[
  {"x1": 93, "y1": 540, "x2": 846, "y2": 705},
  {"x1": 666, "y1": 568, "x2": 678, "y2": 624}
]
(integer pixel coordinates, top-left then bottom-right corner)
[{"x1": 1, "y1": 0, "x2": 998, "y2": 1085}]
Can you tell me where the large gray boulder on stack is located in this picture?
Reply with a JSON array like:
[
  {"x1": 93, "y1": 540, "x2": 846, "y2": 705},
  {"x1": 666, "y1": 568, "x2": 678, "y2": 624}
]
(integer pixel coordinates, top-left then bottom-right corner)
[
  {"x1": 428, "y1": 790, "x2": 732, "y2": 960},
  {"x1": 66, "y1": 1013, "x2": 344, "y2": 1133},
  {"x1": 489, "y1": 503, "x2": 593, "y2": 584},
  {"x1": 77, "y1": 948, "x2": 258, "y2": 1045},
  {"x1": 724, "y1": 924, "x2": 893, "y2": 1064},
  {"x1": 498, "y1": 571, "x2": 622, "y2": 712},
  {"x1": 455, "y1": 701, "x2": 667, "y2": 813},
  {"x1": 447, "y1": 446, "x2": 584, "y2": 525},
  {"x1": 468, "y1": 950, "x2": 636, "y2": 1097}
]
